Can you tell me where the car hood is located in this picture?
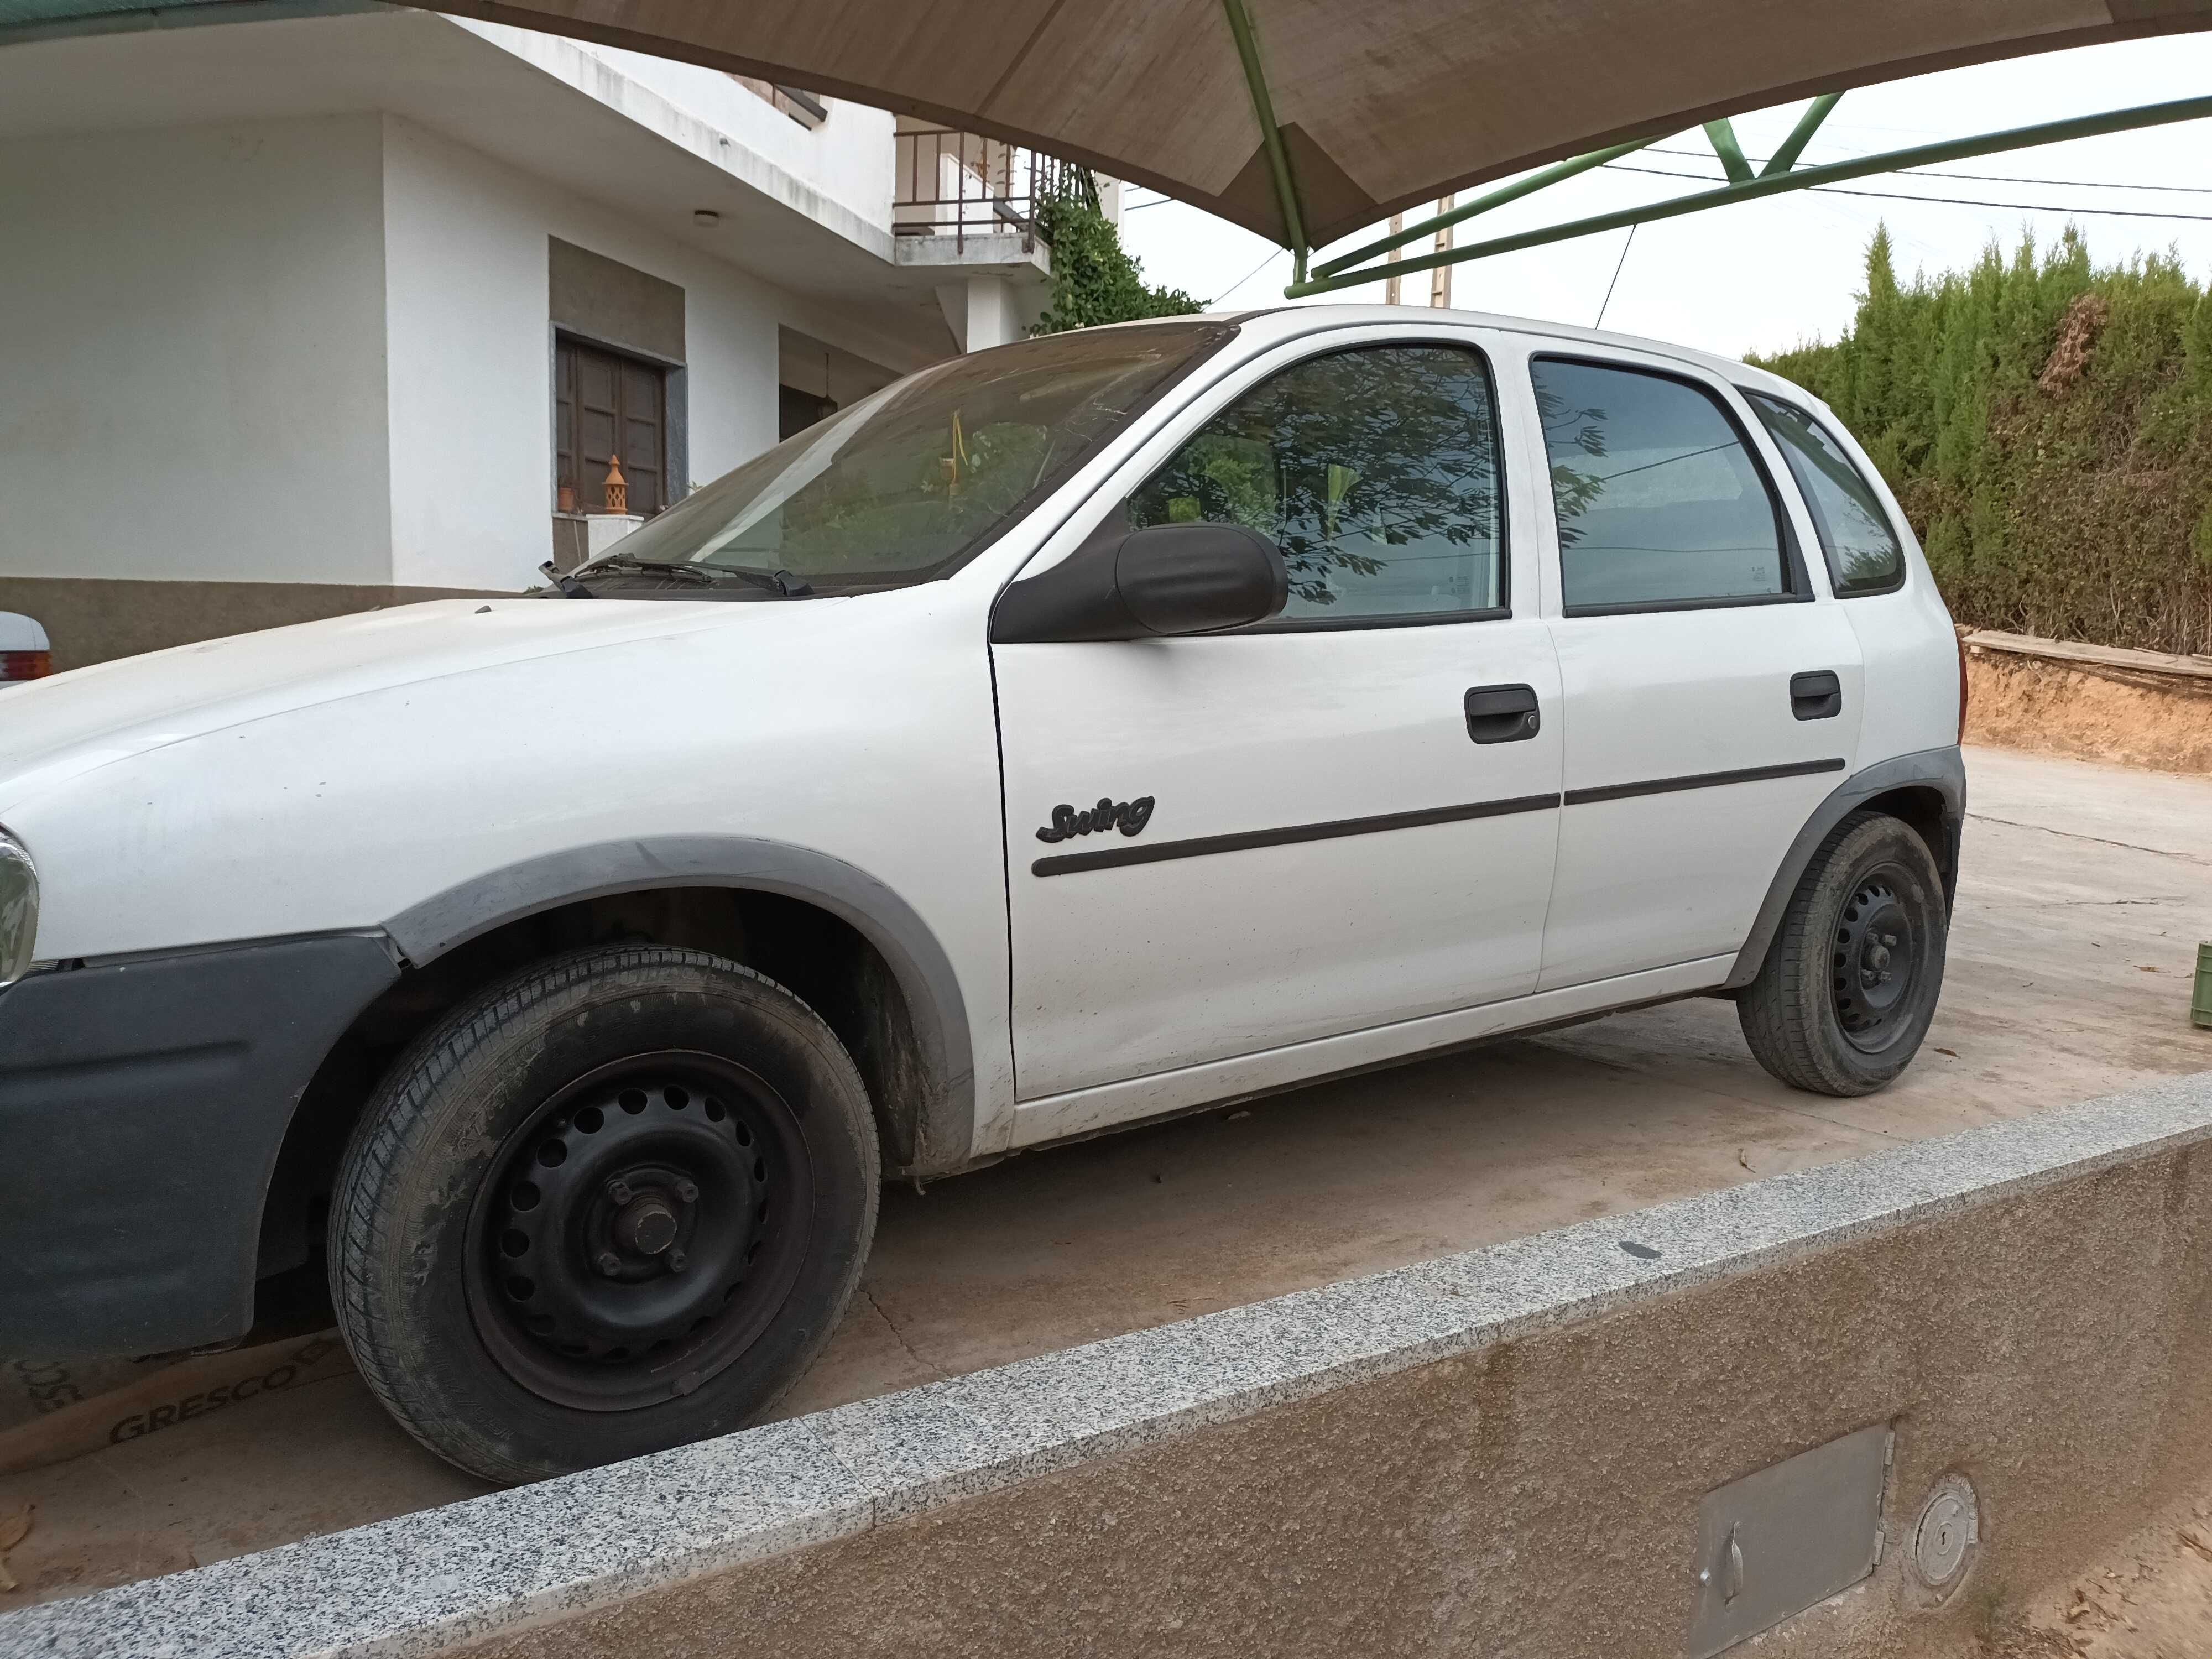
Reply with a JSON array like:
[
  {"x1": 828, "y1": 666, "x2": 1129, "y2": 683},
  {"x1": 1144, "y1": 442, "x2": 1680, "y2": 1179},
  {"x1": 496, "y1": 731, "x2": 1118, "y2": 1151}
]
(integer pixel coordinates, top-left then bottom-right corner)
[{"x1": 0, "y1": 596, "x2": 827, "y2": 810}]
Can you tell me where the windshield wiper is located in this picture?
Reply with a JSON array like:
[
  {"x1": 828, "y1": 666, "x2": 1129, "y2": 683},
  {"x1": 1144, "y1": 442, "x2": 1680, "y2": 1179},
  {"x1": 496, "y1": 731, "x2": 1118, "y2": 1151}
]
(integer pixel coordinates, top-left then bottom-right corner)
[
  {"x1": 577, "y1": 555, "x2": 814, "y2": 596},
  {"x1": 575, "y1": 554, "x2": 723, "y2": 586},
  {"x1": 719, "y1": 565, "x2": 815, "y2": 597}
]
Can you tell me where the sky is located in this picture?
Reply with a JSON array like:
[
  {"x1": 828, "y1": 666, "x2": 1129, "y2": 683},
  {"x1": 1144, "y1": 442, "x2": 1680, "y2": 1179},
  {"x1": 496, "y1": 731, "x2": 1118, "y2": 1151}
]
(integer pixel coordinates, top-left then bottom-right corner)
[{"x1": 1114, "y1": 34, "x2": 2212, "y2": 363}]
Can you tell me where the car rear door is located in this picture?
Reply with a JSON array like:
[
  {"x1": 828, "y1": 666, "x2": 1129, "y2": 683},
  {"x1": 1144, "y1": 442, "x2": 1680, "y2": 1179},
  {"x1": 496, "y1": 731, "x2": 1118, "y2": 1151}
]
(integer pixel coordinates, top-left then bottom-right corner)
[
  {"x1": 1519, "y1": 343, "x2": 1864, "y2": 992},
  {"x1": 993, "y1": 326, "x2": 1563, "y2": 1118}
]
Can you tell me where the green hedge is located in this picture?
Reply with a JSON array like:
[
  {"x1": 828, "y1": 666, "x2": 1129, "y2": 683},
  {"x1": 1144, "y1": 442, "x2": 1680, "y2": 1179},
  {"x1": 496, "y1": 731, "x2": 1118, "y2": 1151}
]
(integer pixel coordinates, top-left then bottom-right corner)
[{"x1": 1751, "y1": 227, "x2": 2212, "y2": 655}]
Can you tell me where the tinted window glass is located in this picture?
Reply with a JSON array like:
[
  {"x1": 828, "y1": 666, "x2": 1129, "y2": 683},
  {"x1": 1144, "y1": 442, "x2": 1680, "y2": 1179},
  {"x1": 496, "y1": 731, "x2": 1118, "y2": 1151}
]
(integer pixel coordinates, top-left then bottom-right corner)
[
  {"x1": 1530, "y1": 359, "x2": 1787, "y2": 611},
  {"x1": 598, "y1": 322, "x2": 1233, "y2": 593},
  {"x1": 1746, "y1": 392, "x2": 1905, "y2": 595},
  {"x1": 1128, "y1": 346, "x2": 1504, "y2": 622}
]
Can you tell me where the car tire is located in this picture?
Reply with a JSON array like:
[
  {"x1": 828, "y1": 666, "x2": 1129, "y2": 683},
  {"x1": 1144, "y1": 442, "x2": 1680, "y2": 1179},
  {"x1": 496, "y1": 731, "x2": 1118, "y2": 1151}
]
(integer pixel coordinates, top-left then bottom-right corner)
[
  {"x1": 328, "y1": 945, "x2": 878, "y2": 1484},
  {"x1": 1737, "y1": 810, "x2": 1949, "y2": 1098}
]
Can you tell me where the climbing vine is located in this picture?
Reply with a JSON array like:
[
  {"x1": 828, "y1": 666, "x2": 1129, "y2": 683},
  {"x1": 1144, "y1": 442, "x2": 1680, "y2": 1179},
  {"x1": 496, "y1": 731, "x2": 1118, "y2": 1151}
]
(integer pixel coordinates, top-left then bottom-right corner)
[{"x1": 1030, "y1": 191, "x2": 1203, "y2": 334}]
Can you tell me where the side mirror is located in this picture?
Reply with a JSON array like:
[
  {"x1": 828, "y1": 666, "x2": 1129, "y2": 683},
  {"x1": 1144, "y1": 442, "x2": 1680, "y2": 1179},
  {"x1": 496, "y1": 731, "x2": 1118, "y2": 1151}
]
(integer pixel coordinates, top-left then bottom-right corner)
[{"x1": 990, "y1": 521, "x2": 1290, "y2": 643}]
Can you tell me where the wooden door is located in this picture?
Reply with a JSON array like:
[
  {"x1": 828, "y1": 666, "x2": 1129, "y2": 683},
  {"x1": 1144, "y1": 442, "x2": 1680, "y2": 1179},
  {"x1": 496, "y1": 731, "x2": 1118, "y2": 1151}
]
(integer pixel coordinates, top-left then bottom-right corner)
[{"x1": 556, "y1": 338, "x2": 666, "y2": 514}]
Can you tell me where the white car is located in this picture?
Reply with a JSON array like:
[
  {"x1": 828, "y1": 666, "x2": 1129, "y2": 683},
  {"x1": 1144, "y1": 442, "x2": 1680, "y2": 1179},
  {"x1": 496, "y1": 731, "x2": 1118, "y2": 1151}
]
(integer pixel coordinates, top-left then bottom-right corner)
[
  {"x1": 0, "y1": 307, "x2": 1963, "y2": 1482},
  {"x1": 0, "y1": 612, "x2": 49, "y2": 685}
]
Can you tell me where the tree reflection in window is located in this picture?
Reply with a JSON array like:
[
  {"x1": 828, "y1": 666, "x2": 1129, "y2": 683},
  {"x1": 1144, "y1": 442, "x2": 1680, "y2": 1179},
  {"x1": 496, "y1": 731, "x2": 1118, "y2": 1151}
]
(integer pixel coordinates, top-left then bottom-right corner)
[{"x1": 1128, "y1": 346, "x2": 1504, "y2": 620}]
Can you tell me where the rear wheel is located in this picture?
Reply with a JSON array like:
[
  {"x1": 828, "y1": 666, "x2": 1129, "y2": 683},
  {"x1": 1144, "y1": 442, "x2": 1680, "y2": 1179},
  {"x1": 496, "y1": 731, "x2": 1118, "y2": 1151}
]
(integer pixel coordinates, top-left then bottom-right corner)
[
  {"x1": 329, "y1": 945, "x2": 878, "y2": 1483},
  {"x1": 1737, "y1": 811, "x2": 1948, "y2": 1097}
]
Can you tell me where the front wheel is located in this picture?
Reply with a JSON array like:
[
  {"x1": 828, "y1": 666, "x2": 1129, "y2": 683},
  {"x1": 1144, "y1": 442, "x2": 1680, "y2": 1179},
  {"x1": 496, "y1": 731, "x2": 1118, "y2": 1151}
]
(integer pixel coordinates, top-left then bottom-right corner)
[
  {"x1": 1737, "y1": 811, "x2": 1949, "y2": 1097},
  {"x1": 329, "y1": 946, "x2": 878, "y2": 1483}
]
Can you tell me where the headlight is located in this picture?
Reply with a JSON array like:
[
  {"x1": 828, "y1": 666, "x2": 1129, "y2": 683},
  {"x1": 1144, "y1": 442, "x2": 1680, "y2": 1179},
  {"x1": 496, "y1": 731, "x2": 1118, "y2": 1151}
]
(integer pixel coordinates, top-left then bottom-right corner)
[{"x1": 0, "y1": 829, "x2": 36, "y2": 987}]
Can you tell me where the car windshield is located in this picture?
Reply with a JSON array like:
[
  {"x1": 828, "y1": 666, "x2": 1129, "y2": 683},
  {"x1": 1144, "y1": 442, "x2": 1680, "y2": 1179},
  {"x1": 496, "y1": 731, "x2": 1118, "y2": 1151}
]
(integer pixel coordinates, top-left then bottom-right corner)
[{"x1": 589, "y1": 321, "x2": 1235, "y2": 594}]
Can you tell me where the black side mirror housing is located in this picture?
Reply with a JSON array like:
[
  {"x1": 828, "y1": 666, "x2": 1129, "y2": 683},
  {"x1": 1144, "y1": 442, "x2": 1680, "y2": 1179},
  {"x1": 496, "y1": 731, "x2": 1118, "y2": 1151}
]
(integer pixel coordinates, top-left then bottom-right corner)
[{"x1": 990, "y1": 521, "x2": 1290, "y2": 643}]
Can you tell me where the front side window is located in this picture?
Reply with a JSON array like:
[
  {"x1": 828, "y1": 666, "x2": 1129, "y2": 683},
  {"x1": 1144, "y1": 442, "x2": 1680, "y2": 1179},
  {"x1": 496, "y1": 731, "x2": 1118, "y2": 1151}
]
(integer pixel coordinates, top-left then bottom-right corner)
[
  {"x1": 1530, "y1": 358, "x2": 1791, "y2": 612},
  {"x1": 1745, "y1": 392, "x2": 1905, "y2": 596},
  {"x1": 1126, "y1": 345, "x2": 1505, "y2": 624},
  {"x1": 592, "y1": 321, "x2": 1234, "y2": 594}
]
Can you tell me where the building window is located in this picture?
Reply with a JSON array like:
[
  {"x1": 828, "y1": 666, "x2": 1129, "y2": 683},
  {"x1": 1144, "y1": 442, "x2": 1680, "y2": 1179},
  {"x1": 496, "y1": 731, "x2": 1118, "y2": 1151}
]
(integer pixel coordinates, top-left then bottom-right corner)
[
  {"x1": 556, "y1": 337, "x2": 667, "y2": 516},
  {"x1": 779, "y1": 384, "x2": 837, "y2": 440}
]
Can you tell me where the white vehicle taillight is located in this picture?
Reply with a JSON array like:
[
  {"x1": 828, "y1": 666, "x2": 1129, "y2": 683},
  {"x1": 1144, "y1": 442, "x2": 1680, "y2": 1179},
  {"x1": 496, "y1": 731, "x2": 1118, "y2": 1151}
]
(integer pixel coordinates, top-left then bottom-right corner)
[{"x1": 0, "y1": 650, "x2": 50, "y2": 682}]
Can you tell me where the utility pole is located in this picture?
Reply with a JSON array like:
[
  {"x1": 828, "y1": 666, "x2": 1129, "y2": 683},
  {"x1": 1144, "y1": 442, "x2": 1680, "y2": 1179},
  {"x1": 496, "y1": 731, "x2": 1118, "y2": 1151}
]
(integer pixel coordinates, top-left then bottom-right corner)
[
  {"x1": 1384, "y1": 212, "x2": 1403, "y2": 304},
  {"x1": 1429, "y1": 195, "x2": 1455, "y2": 307}
]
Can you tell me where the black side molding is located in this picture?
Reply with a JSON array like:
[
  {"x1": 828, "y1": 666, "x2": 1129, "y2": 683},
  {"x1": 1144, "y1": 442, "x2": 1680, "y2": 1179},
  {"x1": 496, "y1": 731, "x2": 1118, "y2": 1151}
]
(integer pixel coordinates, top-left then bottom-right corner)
[
  {"x1": 1563, "y1": 757, "x2": 1845, "y2": 807},
  {"x1": 1036, "y1": 757, "x2": 1859, "y2": 878},
  {"x1": 1032, "y1": 793, "x2": 1560, "y2": 877}
]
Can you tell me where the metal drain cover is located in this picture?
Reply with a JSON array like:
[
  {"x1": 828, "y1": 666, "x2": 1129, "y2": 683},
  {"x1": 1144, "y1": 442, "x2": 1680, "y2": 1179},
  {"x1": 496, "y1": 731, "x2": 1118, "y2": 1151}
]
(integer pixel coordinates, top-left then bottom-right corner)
[{"x1": 1911, "y1": 1475, "x2": 1979, "y2": 1590}]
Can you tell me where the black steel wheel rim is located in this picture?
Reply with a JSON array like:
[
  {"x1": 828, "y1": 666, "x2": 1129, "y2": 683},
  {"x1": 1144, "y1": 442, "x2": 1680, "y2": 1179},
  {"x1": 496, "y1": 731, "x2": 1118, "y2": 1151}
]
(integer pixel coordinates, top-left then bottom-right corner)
[
  {"x1": 465, "y1": 1050, "x2": 813, "y2": 1412},
  {"x1": 1830, "y1": 867, "x2": 1922, "y2": 1053}
]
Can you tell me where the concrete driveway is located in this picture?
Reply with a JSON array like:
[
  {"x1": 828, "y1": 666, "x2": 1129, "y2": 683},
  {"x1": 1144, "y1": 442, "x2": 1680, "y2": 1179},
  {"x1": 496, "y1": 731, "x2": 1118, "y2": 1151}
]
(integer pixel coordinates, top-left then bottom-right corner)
[{"x1": 5, "y1": 744, "x2": 2208, "y2": 1606}]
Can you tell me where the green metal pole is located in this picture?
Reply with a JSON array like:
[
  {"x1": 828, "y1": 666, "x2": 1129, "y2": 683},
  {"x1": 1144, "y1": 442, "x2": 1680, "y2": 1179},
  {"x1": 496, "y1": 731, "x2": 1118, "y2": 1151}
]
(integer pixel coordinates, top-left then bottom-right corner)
[
  {"x1": 1762, "y1": 92, "x2": 1843, "y2": 176},
  {"x1": 1310, "y1": 138, "x2": 1658, "y2": 279},
  {"x1": 1219, "y1": 0, "x2": 1308, "y2": 275},
  {"x1": 1286, "y1": 90, "x2": 2212, "y2": 298},
  {"x1": 1702, "y1": 118, "x2": 1753, "y2": 184}
]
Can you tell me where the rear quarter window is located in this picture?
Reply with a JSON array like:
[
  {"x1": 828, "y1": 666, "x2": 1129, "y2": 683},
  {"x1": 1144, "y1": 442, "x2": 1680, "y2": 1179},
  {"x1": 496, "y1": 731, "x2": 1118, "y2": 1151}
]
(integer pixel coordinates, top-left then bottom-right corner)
[{"x1": 1744, "y1": 392, "x2": 1905, "y2": 596}]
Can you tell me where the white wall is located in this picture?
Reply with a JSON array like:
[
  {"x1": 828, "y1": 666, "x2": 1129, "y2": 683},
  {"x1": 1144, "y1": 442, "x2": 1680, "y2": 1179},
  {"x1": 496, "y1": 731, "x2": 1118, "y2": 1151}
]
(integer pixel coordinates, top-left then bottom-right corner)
[
  {"x1": 380, "y1": 113, "x2": 787, "y2": 591},
  {"x1": 0, "y1": 115, "x2": 393, "y2": 585},
  {"x1": 454, "y1": 20, "x2": 897, "y2": 241}
]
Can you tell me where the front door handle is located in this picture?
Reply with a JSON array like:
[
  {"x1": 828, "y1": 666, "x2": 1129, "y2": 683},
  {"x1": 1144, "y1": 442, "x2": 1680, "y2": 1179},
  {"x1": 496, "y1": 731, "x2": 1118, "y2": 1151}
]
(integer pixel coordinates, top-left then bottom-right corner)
[
  {"x1": 1790, "y1": 670, "x2": 1842, "y2": 721},
  {"x1": 1465, "y1": 683, "x2": 1540, "y2": 744}
]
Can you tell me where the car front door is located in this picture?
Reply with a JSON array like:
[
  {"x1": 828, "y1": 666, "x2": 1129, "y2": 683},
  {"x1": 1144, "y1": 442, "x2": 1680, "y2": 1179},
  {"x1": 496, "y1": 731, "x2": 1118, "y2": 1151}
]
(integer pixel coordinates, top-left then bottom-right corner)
[
  {"x1": 1522, "y1": 346, "x2": 1865, "y2": 992},
  {"x1": 993, "y1": 332, "x2": 1563, "y2": 1126}
]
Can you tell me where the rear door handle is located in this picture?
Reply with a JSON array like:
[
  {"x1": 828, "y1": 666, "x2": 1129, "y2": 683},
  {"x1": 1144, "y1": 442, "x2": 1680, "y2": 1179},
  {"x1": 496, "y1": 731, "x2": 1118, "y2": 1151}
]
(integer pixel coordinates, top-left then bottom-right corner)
[
  {"x1": 1465, "y1": 683, "x2": 1540, "y2": 744},
  {"x1": 1790, "y1": 670, "x2": 1843, "y2": 721}
]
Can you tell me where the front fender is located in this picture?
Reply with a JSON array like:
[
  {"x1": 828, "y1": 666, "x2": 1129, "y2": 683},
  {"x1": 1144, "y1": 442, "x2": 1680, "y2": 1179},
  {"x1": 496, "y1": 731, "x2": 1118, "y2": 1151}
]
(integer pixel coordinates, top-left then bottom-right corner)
[{"x1": 385, "y1": 836, "x2": 977, "y2": 1177}]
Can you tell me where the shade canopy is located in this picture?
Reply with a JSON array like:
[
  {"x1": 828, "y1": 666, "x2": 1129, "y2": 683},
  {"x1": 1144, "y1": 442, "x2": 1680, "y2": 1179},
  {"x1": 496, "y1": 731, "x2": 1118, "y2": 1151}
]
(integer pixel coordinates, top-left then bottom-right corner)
[{"x1": 419, "y1": 0, "x2": 2212, "y2": 251}]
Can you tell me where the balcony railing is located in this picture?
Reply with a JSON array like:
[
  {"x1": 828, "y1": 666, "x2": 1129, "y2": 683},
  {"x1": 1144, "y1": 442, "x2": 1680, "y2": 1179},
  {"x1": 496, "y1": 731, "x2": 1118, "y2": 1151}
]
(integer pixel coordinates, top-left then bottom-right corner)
[{"x1": 893, "y1": 127, "x2": 1095, "y2": 252}]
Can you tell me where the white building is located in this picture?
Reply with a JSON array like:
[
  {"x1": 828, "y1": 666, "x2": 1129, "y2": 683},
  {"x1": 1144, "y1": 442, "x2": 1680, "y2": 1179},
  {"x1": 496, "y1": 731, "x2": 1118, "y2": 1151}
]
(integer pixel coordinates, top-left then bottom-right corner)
[{"x1": 0, "y1": 4, "x2": 1095, "y2": 667}]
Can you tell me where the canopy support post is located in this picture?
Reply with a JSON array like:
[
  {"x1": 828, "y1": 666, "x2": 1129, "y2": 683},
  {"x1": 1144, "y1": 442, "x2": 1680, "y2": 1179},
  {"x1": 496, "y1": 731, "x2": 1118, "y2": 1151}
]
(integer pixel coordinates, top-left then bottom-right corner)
[
  {"x1": 1311, "y1": 138, "x2": 1657, "y2": 280},
  {"x1": 1763, "y1": 92, "x2": 1843, "y2": 176},
  {"x1": 1702, "y1": 118, "x2": 1753, "y2": 184},
  {"x1": 1285, "y1": 89, "x2": 2212, "y2": 298},
  {"x1": 1220, "y1": 0, "x2": 1308, "y2": 280}
]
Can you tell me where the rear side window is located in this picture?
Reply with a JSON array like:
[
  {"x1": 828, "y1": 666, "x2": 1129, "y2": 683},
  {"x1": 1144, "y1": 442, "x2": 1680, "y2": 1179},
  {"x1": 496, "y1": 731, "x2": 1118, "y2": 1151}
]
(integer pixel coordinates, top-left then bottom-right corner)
[
  {"x1": 1745, "y1": 392, "x2": 1905, "y2": 596},
  {"x1": 1530, "y1": 358, "x2": 1791, "y2": 612},
  {"x1": 1127, "y1": 345, "x2": 1505, "y2": 625}
]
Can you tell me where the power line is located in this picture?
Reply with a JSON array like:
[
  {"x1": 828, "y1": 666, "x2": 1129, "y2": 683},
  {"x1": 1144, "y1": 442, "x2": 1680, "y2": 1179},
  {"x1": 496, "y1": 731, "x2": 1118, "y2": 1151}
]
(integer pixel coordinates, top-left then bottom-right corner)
[
  {"x1": 1604, "y1": 160, "x2": 2212, "y2": 223},
  {"x1": 1213, "y1": 247, "x2": 1288, "y2": 304},
  {"x1": 1644, "y1": 143, "x2": 2212, "y2": 196},
  {"x1": 1594, "y1": 223, "x2": 1637, "y2": 327}
]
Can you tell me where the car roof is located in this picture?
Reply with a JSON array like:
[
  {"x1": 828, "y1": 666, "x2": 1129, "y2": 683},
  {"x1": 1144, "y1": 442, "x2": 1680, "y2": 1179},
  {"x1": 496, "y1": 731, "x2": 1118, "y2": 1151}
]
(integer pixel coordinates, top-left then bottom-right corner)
[{"x1": 1212, "y1": 304, "x2": 1814, "y2": 408}]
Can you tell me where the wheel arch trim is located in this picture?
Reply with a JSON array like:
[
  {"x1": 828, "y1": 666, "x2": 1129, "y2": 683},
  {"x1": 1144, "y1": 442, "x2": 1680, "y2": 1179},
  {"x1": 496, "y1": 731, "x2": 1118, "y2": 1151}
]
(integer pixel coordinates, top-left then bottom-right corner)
[
  {"x1": 383, "y1": 837, "x2": 977, "y2": 1175},
  {"x1": 1723, "y1": 745, "x2": 1965, "y2": 992}
]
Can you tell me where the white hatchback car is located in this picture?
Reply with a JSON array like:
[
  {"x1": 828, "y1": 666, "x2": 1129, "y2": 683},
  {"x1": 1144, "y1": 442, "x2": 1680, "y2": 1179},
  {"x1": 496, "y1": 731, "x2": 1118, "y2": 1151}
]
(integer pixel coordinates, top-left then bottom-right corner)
[{"x1": 0, "y1": 308, "x2": 1963, "y2": 1481}]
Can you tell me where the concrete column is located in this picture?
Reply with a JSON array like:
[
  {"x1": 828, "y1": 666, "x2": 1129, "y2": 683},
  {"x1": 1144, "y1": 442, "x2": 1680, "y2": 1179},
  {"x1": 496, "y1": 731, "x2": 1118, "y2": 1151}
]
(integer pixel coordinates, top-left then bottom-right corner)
[{"x1": 962, "y1": 275, "x2": 1021, "y2": 352}]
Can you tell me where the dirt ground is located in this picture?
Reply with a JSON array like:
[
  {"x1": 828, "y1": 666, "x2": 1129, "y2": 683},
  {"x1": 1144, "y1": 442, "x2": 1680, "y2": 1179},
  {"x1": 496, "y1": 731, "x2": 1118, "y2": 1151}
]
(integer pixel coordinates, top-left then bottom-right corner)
[
  {"x1": 1965, "y1": 648, "x2": 2212, "y2": 775},
  {"x1": 1994, "y1": 1490, "x2": 2212, "y2": 1659},
  {"x1": 2, "y1": 743, "x2": 2209, "y2": 1613}
]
